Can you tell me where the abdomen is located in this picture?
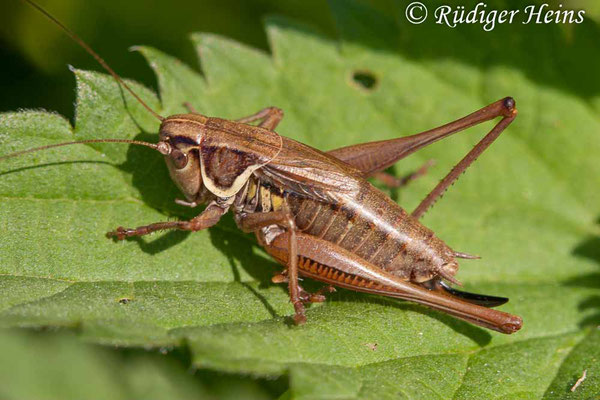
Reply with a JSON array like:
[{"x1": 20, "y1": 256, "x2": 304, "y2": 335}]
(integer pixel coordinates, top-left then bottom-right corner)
[{"x1": 240, "y1": 176, "x2": 457, "y2": 283}]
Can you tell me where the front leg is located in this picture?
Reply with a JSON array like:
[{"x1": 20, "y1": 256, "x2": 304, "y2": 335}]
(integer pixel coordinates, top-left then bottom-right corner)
[{"x1": 107, "y1": 201, "x2": 227, "y2": 240}]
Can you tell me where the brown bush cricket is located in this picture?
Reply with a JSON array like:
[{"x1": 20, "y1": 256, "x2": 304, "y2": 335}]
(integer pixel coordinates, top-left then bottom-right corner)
[{"x1": 1, "y1": 0, "x2": 523, "y2": 334}]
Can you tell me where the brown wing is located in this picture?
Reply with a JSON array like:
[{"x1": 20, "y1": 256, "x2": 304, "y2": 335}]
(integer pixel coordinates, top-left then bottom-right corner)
[{"x1": 257, "y1": 136, "x2": 363, "y2": 202}]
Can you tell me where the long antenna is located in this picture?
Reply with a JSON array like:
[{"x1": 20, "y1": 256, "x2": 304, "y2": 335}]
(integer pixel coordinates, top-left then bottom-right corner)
[
  {"x1": 0, "y1": 139, "x2": 167, "y2": 162},
  {"x1": 22, "y1": 0, "x2": 165, "y2": 122}
]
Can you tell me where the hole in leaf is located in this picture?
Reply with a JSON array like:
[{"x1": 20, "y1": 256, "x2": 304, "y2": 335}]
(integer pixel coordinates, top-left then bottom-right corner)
[{"x1": 351, "y1": 70, "x2": 378, "y2": 91}]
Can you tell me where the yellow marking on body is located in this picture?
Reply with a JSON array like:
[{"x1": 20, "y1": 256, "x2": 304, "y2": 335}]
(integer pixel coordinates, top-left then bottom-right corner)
[
  {"x1": 271, "y1": 192, "x2": 283, "y2": 211},
  {"x1": 201, "y1": 164, "x2": 257, "y2": 198},
  {"x1": 260, "y1": 185, "x2": 272, "y2": 212},
  {"x1": 247, "y1": 180, "x2": 257, "y2": 199}
]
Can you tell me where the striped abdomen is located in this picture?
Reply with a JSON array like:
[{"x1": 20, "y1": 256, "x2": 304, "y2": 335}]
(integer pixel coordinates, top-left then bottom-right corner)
[
  {"x1": 287, "y1": 183, "x2": 457, "y2": 282},
  {"x1": 238, "y1": 176, "x2": 458, "y2": 283}
]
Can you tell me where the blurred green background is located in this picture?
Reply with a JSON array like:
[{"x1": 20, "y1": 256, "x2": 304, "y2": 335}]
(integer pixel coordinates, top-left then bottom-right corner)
[
  {"x1": 2, "y1": 0, "x2": 597, "y2": 118},
  {"x1": 0, "y1": 0, "x2": 348, "y2": 119},
  {"x1": 2, "y1": 0, "x2": 597, "y2": 119}
]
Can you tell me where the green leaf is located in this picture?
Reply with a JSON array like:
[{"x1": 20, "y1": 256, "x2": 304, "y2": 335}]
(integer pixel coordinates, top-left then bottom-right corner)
[
  {"x1": 0, "y1": 329, "x2": 275, "y2": 400},
  {"x1": 1, "y1": 0, "x2": 599, "y2": 398}
]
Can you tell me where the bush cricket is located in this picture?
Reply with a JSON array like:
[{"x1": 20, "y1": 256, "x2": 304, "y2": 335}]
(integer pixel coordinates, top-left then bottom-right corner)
[{"x1": 1, "y1": 0, "x2": 523, "y2": 334}]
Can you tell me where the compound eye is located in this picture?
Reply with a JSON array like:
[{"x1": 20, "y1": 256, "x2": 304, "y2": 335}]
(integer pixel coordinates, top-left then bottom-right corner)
[{"x1": 171, "y1": 149, "x2": 188, "y2": 169}]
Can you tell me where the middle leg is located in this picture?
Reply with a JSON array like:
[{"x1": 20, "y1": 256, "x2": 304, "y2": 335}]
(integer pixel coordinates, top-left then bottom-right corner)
[
  {"x1": 236, "y1": 208, "x2": 306, "y2": 324},
  {"x1": 370, "y1": 159, "x2": 435, "y2": 189}
]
